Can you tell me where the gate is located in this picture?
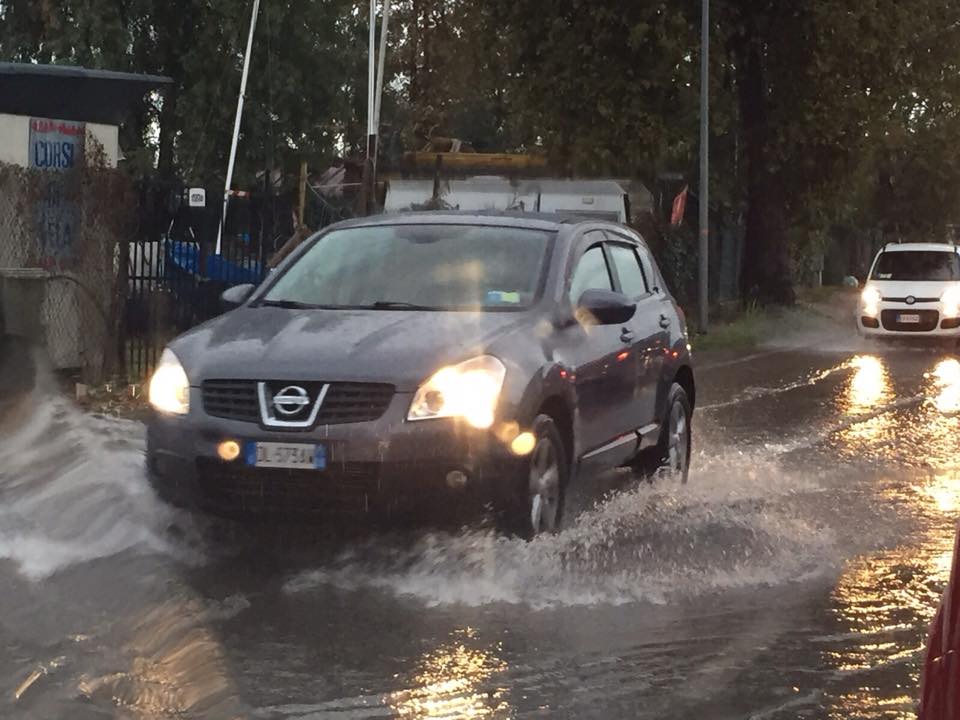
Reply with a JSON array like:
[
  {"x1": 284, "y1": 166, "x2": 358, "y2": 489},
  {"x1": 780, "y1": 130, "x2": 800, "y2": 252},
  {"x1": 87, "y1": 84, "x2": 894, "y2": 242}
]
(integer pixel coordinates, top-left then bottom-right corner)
[
  {"x1": 124, "y1": 185, "x2": 286, "y2": 379},
  {"x1": 123, "y1": 179, "x2": 355, "y2": 379}
]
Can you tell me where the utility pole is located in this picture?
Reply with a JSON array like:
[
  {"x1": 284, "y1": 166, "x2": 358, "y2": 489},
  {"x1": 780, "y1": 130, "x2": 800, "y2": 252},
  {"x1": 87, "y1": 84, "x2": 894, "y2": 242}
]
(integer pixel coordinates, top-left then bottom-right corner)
[
  {"x1": 216, "y1": 0, "x2": 261, "y2": 255},
  {"x1": 698, "y1": 0, "x2": 710, "y2": 332}
]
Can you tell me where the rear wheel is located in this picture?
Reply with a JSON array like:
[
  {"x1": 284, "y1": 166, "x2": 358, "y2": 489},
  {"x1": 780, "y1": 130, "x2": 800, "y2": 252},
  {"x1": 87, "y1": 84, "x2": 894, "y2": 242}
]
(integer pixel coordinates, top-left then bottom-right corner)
[
  {"x1": 662, "y1": 385, "x2": 692, "y2": 481},
  {"x1": 635, "y1": 383, "x2": 692, "y2": 482},
  {"x1": 507, "y1": 414, "x2": 569, "y2": 538}
]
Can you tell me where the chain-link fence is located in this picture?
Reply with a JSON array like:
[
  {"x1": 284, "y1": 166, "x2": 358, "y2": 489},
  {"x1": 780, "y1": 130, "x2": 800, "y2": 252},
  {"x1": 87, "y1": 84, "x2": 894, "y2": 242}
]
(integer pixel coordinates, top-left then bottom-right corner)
[{"x1": 0, "y1": 162, "x2": 135, "y2": 383}]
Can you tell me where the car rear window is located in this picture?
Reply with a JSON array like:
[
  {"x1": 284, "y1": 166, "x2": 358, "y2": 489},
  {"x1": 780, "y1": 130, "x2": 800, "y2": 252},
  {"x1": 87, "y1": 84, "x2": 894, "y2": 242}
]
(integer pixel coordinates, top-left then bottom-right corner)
[
  {"x1": 872, "y1": 250, "x2": 960, "y2": 281},
  {"x1": 263, "y1": 224, "x2": 553, "y2": 310}
]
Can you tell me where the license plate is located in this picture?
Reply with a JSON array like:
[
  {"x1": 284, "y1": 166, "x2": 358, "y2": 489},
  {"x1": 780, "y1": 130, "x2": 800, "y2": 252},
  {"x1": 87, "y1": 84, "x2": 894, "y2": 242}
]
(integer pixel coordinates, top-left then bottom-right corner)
[
  {"x1": 246, "y1": 442, "x2": 326, "y2": 470},
  {"x1": 898, "y1": 313, "x2": 921, "y2": 324}
]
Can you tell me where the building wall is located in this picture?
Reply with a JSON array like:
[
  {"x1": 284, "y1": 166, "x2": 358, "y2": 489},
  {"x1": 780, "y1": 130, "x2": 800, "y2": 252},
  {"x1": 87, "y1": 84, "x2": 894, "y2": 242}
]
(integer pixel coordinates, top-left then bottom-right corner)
[
  {"x1": 0, "y1": 114, "x2": 30, "y2": 165},
  {"x1": 0, "y1": 113, "x2": 119, "y2": 168},
  {"x1": 87, "y1": 122, "x2": 119, "y2": 166}
]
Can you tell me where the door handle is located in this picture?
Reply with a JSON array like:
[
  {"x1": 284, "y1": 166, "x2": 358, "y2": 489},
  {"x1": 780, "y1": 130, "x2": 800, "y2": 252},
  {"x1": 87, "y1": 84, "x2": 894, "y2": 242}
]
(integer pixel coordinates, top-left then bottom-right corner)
[
  {"x1": 620, "y1": 328, "x2": 635, "y2": 343},
  {"x1": 659, "y1": 314, "x2": 671, "y2": 329}
]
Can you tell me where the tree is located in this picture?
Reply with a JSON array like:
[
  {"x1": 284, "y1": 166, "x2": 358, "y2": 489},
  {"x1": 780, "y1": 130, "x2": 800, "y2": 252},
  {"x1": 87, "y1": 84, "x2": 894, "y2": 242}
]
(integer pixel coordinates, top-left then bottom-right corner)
[
  {"x1": 494, "y1": 0, "x2": 708, "y2": 179},
  {"x1": 0, "y1": 0, "x2": 364, "y2": 187},
  {"x1": 716, "y1": 0, "x2": 960, "y2": 302}
]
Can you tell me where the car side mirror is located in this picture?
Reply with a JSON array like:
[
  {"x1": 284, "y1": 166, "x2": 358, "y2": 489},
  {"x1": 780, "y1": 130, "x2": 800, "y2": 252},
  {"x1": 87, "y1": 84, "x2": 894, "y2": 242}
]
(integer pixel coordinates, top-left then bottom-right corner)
[
  {"x1": 576, "y1": 288, "x2": 636, "y2": 326},
  {"x1": 220, "y1": 283, "x2": 255, "y2": 311}
]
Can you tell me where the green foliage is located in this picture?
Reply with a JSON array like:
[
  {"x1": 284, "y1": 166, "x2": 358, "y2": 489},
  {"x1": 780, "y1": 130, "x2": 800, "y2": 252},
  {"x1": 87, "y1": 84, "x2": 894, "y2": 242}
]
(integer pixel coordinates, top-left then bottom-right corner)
[
  {"x1": 0, "y1": 0, "x2": 363, "y2": 186},
  {"x1": 5, "y1": 0, "x2": 960, "y2": 297},
  {"x1": 657, "y1": 224, "x2": 698, "y2": 307}
]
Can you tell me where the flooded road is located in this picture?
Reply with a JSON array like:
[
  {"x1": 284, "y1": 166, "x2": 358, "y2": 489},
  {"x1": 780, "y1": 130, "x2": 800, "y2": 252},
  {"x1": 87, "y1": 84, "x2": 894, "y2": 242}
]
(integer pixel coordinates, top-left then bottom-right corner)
[{"x1": 1, "y1": 333, "x2": 958, "y2": 718}]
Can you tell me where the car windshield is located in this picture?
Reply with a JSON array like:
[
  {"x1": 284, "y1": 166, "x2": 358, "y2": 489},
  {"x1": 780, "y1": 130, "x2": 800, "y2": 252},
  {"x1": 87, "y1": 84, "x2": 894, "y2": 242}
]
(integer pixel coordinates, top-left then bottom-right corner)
[
  {"x1": 871, "y1": 250, "x2": 960, "y2": 281},
  {"x1": 262, "y1": 224, "x2": 552, "y2": 310}
]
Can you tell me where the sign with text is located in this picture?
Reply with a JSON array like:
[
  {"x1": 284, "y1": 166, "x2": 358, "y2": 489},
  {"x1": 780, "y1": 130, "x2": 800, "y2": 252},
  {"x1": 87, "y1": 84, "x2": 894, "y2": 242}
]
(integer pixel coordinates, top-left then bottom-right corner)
[
  {"x1": 29, "y1": 118, "x2": 85, "y2": 170},
  {"x1": 29, "y1": 118, "x2": 85, "y2": 268}
]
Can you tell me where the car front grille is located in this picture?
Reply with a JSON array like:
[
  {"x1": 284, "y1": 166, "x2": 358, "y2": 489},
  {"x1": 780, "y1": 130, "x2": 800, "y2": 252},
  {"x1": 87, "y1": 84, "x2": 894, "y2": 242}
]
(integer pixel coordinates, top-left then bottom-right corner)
[
  {"x1": 202, "y1": 380, "x2": 395, "y2": 426},
  {"x1": 195, "y1": 459, "x2": 386, "y2": 515},
  {"x1": 882, "y1": 296, "x2": 939, "y2": 303},
  {"x1": 880, "y1": 309, "x2": 940, "y2": 332},
  {"x1": 202, "y1": 380, "x2": 260, "y2": 421}
]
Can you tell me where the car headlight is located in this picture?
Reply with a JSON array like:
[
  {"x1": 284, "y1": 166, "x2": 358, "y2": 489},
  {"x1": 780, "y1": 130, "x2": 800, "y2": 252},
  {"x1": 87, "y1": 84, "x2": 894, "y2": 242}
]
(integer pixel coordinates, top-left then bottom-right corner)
[
  {"x1": 408, "y1": 355, "x2": 506, "y2": 430},
  {"x1": 861, "y1": 286, "x2": 881, "y2": 317},
  {"x1": 942, "y1": 287, "x2": 960, "y2": 319},
  {"x1": 148, "y1": 349, "x2": 190, "y2": 415}
]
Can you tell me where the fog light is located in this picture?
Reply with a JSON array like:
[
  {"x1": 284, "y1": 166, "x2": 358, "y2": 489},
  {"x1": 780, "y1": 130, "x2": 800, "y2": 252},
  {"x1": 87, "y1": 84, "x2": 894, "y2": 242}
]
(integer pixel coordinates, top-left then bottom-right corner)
[
  {"x1": 511, "y1": 432, "x2": 536, "y2": 456},
  {"x1": 445, "y1": 470, "x2": 469, "y2": 490},
  {"x1": 217, "y1": 440, "x2": 241, "y2": 462}
]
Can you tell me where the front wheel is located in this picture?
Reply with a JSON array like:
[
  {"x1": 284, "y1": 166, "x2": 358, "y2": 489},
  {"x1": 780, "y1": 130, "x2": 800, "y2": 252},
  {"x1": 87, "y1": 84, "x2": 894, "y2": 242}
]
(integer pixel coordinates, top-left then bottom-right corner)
[{"x1": 504, "y1": 414, "x2": 569, "y2": 538}]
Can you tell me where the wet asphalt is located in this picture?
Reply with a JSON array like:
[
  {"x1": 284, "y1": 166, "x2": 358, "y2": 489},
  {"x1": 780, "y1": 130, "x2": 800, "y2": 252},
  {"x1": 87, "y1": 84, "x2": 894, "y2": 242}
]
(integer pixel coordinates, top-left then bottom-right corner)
[{"x1": 1, "y1": 325, "x2": 958, "y2": 719}]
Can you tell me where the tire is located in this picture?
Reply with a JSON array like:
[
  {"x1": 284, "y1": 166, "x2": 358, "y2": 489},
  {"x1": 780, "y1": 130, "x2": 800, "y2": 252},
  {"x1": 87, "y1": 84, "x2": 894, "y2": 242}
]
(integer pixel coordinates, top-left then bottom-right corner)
[
  {"x1": 505, "y1": 414, "x2": 570, "y2": 538},
  {"x1": 645, "y1": 383, "x2": 692, "y2": 483}
]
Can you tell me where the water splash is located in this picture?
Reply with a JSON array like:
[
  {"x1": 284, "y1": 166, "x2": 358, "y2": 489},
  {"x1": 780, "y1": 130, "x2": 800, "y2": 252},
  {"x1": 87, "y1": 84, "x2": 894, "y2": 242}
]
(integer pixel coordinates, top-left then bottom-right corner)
[
  {"x1": 0, "y1": 356, "x2": 199, "y2": 580},
  {"x1": 285, "y1": 449, "x2": 845, "y2": 609}
]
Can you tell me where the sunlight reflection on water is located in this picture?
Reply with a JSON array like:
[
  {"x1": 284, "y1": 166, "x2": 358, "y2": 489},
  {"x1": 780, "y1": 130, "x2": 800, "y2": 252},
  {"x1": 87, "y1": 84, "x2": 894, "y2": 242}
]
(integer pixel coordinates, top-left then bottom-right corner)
[{"x1": 825, "y1": 354, "x2": 960, "y2": 718}]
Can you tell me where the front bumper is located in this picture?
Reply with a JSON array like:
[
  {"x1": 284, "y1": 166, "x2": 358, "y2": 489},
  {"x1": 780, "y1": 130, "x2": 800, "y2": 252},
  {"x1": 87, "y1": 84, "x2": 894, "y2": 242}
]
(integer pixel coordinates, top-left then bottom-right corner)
[
  {"x1": 146, "y1": 389, "x2": 525, "y2": 519},
  {"x1": 858, "y1": 302, "x2": 960, "y2": 338}
]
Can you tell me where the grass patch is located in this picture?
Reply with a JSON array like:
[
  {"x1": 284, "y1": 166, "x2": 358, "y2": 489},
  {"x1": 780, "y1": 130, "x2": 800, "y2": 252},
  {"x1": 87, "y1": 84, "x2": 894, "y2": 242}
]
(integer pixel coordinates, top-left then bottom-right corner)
[
  {"x1": 690, "y1": 301, "x2": 829, "y2": 352},
  {"x1": 691, "y1": 304, "x2": 769, "y2": 352}
]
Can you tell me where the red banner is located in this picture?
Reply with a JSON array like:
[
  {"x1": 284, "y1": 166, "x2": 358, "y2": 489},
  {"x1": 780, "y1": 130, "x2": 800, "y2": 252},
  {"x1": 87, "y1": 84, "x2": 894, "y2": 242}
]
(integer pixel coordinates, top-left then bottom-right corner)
[{"x1": 670, "y1": 186, "x2": 688, "y2": 226}]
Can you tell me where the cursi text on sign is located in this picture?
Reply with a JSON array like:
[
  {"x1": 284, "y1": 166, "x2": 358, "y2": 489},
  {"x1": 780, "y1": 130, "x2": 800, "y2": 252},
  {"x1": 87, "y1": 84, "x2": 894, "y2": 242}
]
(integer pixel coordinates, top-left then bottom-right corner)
[{"x1": 29, "y1": 118, "x2": 85, "y2": 170}]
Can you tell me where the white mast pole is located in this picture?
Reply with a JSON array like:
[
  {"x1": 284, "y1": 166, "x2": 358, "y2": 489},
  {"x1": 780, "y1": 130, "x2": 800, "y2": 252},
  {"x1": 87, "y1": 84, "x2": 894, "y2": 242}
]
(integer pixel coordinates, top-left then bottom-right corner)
[
  {"x1": 373, "y1": 0, "x2": 392, "y2": 169},
  {"x1": 216, "y1": 0, "x2": 261, "y2": 255},
  {"x1": 367, "y1": 0, "x2": 377, "y2": 150}
]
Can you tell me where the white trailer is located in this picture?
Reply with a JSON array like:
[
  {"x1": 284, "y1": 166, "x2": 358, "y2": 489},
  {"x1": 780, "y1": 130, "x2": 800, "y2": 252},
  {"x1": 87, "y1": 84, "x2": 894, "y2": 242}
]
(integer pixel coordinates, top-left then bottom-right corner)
[{"x1": 385, "y1": 176, "x2": 628, "y2": 223}]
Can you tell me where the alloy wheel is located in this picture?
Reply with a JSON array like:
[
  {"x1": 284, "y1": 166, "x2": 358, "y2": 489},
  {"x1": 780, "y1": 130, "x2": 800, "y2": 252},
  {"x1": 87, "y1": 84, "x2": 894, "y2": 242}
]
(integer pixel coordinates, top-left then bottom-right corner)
[
  {"x1": 666, "y1": 399, "x2": 690, "y2": 480},
  {"x1": 529, "y1": 435, "x2": 561, "y2": 534}
]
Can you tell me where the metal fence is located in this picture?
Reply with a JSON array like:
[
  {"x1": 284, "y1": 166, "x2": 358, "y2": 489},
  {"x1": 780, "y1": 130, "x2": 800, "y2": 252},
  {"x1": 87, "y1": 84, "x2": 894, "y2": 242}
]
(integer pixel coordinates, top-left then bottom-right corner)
[
  {"x1": 0, "y1": 161, "x2": 359, "y2": 383},
  {"x1": 123, "y1": 183, "x2": 353, "y2": 378},
  {"x1": 125, "y1": 185, "x2": 272, "y2": 377},
  {"x1": 0, "y1": 162, "x2": 134, "y2": 382}
]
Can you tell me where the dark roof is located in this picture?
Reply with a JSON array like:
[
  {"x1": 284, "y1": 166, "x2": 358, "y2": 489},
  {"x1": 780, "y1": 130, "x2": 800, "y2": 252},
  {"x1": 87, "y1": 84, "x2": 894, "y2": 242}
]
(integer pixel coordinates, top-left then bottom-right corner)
[{"x1": 0, "y1": 63, "x2": 172, "y2": 125}]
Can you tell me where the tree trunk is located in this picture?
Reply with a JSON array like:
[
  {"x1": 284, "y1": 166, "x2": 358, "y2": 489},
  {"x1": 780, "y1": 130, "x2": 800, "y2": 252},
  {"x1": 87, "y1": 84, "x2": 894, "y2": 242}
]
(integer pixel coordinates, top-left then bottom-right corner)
[{"x1": 735, "y1": 29, "x2": 795, "y2": 304}]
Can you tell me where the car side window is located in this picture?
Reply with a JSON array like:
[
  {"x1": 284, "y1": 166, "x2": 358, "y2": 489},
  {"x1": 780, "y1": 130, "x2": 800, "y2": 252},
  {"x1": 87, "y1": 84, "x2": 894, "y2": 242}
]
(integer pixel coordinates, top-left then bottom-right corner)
[
  {"x1": 634, "y1": 244, "x2": 660, "y2": 293},
  {"x1": 607, "y1": 243, "x2": 649, "y2": 298},
  {"x1": 569, "y1": 244, "x2": 613, "y2": 304}
]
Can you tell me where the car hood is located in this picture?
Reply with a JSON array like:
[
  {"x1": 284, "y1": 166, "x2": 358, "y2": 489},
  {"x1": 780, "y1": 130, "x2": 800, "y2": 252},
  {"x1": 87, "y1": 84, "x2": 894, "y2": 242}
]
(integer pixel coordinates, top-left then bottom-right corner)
[
  {"x1": 170, "y1": 307, "x2": 532, "y2": 391},
  {"x1": 867, "y1": 280, "x2": 959, "y2": 299}
]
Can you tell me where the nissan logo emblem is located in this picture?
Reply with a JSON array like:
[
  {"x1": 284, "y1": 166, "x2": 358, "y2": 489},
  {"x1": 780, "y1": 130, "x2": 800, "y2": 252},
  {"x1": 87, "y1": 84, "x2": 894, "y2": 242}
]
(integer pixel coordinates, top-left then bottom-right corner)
[{"x1": 272, "y1": 385, "x2": 311, "y2": 416}]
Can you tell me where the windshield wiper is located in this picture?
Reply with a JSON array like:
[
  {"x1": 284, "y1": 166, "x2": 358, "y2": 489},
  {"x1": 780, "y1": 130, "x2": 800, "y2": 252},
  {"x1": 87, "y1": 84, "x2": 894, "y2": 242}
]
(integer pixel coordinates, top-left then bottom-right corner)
[
  {"x1": 259, "y1": 299, "x2": 320, "y2": 309},
  {"x1": 369, "y1": 301, "x2": 435, "y2": 310}
]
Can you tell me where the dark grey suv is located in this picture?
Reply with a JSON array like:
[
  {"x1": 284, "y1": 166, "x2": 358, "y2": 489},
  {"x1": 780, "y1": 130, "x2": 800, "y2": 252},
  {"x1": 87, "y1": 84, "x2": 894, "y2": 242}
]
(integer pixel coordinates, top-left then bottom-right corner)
[{"x1": 146, "y1": 212, "x2": 695, "y2": 535}]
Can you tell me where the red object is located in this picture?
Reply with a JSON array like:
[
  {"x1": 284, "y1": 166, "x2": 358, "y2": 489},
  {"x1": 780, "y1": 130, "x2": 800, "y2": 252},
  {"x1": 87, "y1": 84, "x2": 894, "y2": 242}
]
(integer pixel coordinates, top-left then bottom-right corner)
[
  {"x1": 920, "y1": 522, "x2": 960, "y2": 719},
  {"x1": 670, "y1": 186, "x2": 688, "y2": 226}
]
